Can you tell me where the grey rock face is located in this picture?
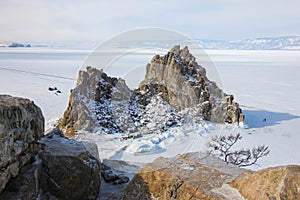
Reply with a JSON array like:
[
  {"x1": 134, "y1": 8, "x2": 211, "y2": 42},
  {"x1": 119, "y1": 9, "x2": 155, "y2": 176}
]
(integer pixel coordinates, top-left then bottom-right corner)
[
  {"x1": 0, "y1": 95, "x2": 44, "y2": 193},
  {"x1": 0, "y1": 129, "x2": 101, "y2": 200}
]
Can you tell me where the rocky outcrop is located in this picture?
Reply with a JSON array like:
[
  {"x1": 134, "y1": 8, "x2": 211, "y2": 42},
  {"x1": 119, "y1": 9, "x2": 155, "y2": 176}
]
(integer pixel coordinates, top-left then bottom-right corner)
[
  {"x1": 58, "y1": 46, "x2": 244, "y2": 135},
  {"x1": 0, "y1": 129, "x2": 101, "y2": 199},
  {"x1": 0, "y1": 95, "x2": 44, "y2": 193},
  {"x1": 230, "y1": 165, "x2": 300, "y2": 200},
  {"x1": 124, "y1": 152, "x2": 246, "y2": 200}
]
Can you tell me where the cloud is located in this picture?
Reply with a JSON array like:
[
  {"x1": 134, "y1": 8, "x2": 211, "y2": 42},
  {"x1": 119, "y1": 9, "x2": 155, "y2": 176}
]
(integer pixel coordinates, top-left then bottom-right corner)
[{"x1": 0, "y1": 0, "x2": 299, "y2": 43}]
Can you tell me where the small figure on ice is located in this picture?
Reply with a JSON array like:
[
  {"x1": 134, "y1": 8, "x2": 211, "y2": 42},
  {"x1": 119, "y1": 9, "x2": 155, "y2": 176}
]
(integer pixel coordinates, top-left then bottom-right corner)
[
  {"x1": 48, "y1": 87, "x2": 62, "y2": 95},
  {"x1": 263, "y1": 118, "x2": 267, "y2": 122},
  {"x1": 48, "y1": 87, "x2": 57, "y2": 91}
]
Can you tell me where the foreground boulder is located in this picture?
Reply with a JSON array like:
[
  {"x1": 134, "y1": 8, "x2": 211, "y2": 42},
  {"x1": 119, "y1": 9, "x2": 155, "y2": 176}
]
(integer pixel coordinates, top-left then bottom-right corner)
[
  {"x1": 0, "y1": 95, "x2": 44, "y2": 193},
  {"x1": 124, "y1": 152, "x2": 300, "y2": 200},
  {"x1": 0, "y1": 129, "x2": 101, "y2": 199},
  {"x1": 37, "y1": 129, "x2": 101, "y2": 199},
  {"x1": 0, "y1": 95, "x2": 101, "y2": 199},
  {"x1": 230, "y1": 165, "x2": 300, "y2": 200},
  {"x1": 124, "y1": 152, "x2": 246, "y2": 199}
]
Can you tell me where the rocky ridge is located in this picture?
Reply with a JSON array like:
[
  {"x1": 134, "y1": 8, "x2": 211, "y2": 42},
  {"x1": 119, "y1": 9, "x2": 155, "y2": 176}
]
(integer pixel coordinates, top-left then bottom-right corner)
[{"x1": 58, "y1": 46, "x2": 244, "y2": 135}]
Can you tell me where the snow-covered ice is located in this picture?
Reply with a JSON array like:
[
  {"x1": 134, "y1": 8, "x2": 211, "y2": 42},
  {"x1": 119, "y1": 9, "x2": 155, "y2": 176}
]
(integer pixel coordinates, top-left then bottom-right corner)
[
  {"x1": 0, "y1": 48, "x2": 89, "y2": 131},
  {"x1": 1, "y1": 48, "x2": 300, "y2": 170}
]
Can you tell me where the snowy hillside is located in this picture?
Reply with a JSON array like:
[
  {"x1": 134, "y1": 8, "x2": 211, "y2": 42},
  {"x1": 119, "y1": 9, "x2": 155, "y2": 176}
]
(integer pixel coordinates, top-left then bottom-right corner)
[{"x1": 198, "y1": 36, "x2": 300, "y2": 50}]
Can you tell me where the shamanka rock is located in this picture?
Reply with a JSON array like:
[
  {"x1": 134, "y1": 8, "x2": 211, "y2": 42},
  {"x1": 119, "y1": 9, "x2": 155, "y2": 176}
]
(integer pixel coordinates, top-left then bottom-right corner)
[{"x1": 58, "y1": 46, "x2": 244, "y2": 135}]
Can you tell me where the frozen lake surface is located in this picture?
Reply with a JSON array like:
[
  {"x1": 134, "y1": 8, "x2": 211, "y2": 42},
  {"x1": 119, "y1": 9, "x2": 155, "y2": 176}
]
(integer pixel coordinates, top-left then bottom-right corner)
[{"x1": 0, "y1": 48, "x2": 299, "y2": 170}]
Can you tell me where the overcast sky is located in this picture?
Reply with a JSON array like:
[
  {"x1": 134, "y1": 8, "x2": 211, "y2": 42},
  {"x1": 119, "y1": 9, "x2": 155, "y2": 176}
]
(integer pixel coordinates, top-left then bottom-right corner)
[{"x1": 1, "y1": 0, "x2": 299, "y2": 44}]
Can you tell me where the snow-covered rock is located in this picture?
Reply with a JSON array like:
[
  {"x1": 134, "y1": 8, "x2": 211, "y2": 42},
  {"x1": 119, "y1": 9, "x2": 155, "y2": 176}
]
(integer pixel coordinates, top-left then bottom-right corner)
[{"x1": 58, "y1": 67, "x2": 133, "y2": 134}]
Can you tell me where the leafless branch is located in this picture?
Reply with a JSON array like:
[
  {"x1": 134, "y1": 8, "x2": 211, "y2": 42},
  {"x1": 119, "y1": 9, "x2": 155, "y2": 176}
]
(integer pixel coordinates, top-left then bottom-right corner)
[{"x1": 207, "y1": 133, "x2": 270, "y2": 167}]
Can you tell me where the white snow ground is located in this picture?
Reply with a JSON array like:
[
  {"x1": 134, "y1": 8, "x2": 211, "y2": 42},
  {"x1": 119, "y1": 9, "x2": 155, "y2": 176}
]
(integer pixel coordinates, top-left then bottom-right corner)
[{"x1": 0, "y1": 48, "x2": 299, "y2": 171}]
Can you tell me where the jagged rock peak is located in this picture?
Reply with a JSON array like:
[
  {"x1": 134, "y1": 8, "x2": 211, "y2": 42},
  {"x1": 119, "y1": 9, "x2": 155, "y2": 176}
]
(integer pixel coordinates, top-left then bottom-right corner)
[
  {"x1": 170, "y1": 45, "x2": 196, "y2": 63},
  {"x1": 140, "y1": 45, "x2": 244, "y2": 123}
]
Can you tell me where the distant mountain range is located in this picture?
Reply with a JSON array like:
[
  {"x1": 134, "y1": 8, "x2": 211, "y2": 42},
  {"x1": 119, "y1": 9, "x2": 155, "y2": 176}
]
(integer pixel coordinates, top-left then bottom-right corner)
[
  {"x1": 196, "y1": 36, "x2": 300, "y2": 50},
  {"x1": 0, "y1": 41, "x2": 31, "y2": 48},
  {"x1": 1, "y1": 36, "x2": 300, "y2": 50}
]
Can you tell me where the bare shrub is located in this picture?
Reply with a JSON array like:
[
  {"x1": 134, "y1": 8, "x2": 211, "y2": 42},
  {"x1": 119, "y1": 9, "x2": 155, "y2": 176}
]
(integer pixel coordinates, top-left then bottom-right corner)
[{"x1": 208, "y1": 133, "x2": 270, "y2": 167}]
